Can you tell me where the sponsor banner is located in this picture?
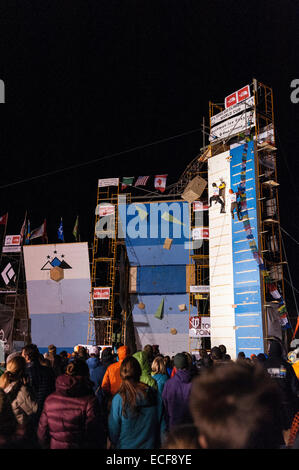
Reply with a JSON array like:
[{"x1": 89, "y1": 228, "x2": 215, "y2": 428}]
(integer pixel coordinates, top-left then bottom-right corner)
[
  {"x1": 192, "y1": 227, "x2": 209, "y2": 240},
  {"x1": 98, "y1": 205, "x2": 115, "y2": 217},
  {"x1": 211, "y1": 96, "x2": 255, "y2": 127},
  {"x1": 193, "y1": 201, "x2": 209, "y2": 212},
  {"x1": 225, "y1": 84, "x2": 251, "y2": 109},
  {"x1": 93, "y1": 287, "x2": 110, "y2": 300},
  {"x1": 98, "y1": 178, "x2": 119, "y2": 187},
  {"x1": 189, "y1": 316, "x2": 211, "y2": 338},
  {"x1": 237, "y1": 85, "x2": 251, "y2": 103},
  {"x1": 5, "y1": 235, "x2": 21, "y2": 246},
  {"x1": 209, "y1": 110, "x2": 255, "y2": 142},
  {"x1": 2, "y1": 246, "x2": 21, "y2": 253},
  {"x1": 23, "y1": 243, "x2": 90, "y2": 282},
  {"x1": 190, "y1": 285, "x2": 210, "y2": 293}
]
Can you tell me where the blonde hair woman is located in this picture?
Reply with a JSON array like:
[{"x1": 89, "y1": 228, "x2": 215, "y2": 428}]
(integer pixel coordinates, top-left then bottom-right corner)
[
  {"x1": 151, "y1": 355, "x2": 168, "y2": 444},
  {"x1": 0, "y1": 355, "x2": 38, "y2": 429}
]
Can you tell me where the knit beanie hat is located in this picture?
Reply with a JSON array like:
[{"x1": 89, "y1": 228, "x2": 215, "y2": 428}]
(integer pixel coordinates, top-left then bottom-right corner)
[{"x1": 174, "y1": 353, "x2": 188, "y2": 370}]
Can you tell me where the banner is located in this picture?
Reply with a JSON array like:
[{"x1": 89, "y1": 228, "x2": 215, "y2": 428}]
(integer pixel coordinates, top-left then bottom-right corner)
[
  {"x1": 190, "y1": 285, "x2": 210, "y2": 293},
  {"x1": 225, "y1": 84, "x2": 251, "y2": 109},
  {"x1": 93, "y1": 287, "x2": 110, "y2": 300},
  {"x1": 209, "y1": 110, "x2": 255, "y2": 142},
  {"x1": 192, "y1": 227, "x2": 209, "y2": 240},
  {"x1": 189, "y1": 316, "x2": 211, "y2": 338},
  {"x1": 211, "y1": 96, "x2": 254, "y2": 127},
  {"x1": 98, "y1": 178, "x2": 119, "y2": 187},
  {"x1": 193, "y1": 201, "x2": 209, "y2": 212},
  {"x1": 0, "y1": 303, "x2": 14, "y2": 353},
  {"x1": 2, "y1": 235, "x2": 21, "y2": 253}
]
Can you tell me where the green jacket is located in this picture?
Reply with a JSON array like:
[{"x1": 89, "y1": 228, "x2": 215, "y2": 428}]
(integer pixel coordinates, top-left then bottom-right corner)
[{"x1": 133, "y1": 351, "x2": 157, "y2": 390}]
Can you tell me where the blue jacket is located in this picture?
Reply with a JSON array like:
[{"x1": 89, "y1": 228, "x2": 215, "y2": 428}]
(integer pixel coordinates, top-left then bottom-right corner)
[
  {"x1": 108, "y1": 387, "x2": 159, "y2": 449},
  {"x1": 86, "y1": 357, "x2": 102, "y2": 392},
  {"x1": 152, "y1": 373, "x2": 168, "y2": 437}
]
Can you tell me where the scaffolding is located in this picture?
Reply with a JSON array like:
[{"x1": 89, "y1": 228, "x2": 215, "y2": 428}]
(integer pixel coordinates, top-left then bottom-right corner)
[
  {"x1": 87, "y1": 181, "x2": 130, "y2": 347},
  {"x1": 207, "y1": 79, "x2": 288, "y2": 353}
]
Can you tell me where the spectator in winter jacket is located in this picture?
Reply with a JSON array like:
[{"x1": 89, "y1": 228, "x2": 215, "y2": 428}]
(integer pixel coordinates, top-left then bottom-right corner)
[
  {"x1": 47, "y1": 345, "x2": 63, "y2": 377},
  {"x1": 162, "y1": 353, "x2": 193, "y2": 431},
  {"x1": 0, "y1": 388, "x2": 30, "y2": 449},
  {"x1": 133, "y1": 351, "x2": 158, "y2": 390},
  {"x1": 102, "y1": 346, "x2": 130, "y2": 399},
  {"x1": 263, "y1": 339, "x2": 299, "y2": 432},
  {"x1": 98, "y1": 348, "x2": 115, "y2": 386},
  {"x1": 151, "y1": 356, "x2": 168, "y2": 440},
  {"x1": 59, "y1": 351, "x2": 69, "y2": 374},
  {"x1": 108, "y1": 356, "x2": 159, "y2": 449},
  {"x1": 21, "y1": 344, "x2": 55, "y2": 424},
  {"x1": 37, "y1": 359, "x2": 106, "y2": 449},
  {"x1": 0, "y1": 355, "x2": 38, "y2": 432},
  {"x1": 86, "y1": 346, "x2": 102, "y2": 392},
  {"x1": 190, "y1": 361, "x2": 284, "y2": 449}
]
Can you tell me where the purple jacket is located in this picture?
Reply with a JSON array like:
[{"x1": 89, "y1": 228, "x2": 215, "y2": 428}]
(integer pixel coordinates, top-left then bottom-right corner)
[
  {"x1": 161, "y1": 369, "x2": 192, "y2": 431},
  {"x1": 37, "y1": 375, "x2": 106, "y2": 449}
]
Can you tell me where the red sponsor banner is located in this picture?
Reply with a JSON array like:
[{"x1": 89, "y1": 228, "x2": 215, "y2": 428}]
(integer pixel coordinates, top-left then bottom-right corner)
[
  {"x1": 225, "y1": 84, "x2": 251, "y2": 109},
  {"x1": 193, "y1": 201, "x2": 209, "y2": 212},
  {"x1": 225, "y1": 92, "x2": 237, "y2": 108},
  {"x1": 99, "y1": 205, "x2": 115, "y2": 217},
  {"x1": 5, "y1": 235, "x2": 21, "y2": 246},
  {"x1": 93, "y1": 287, "x2": 110, "y2": 300},
  {"x1": 237, "y1": 85, "x2": 250, "y2": 103},
  {"x1": 192, "y1": 227, "x2": 209, "y2": 239},
  {"x1": 189, "y1": 316, "x2": 211, "y2": 337}
]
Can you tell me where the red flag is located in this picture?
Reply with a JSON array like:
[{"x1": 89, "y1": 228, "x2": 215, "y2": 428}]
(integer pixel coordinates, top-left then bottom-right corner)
[
  {"x1": 154, "y1": 175, "x2": 167, "y2": 193},
  {"x1": 0, "y1": 213, "x2": 8, "y2": 225}
]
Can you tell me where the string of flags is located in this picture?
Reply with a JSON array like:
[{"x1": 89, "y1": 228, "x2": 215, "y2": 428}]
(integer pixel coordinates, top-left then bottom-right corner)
[
  {"x1": 237, "y1": 140, "x2": 290, "y2": 330},
  {"x1": 117, "y1": 175, "x2": 168, "y2": 193},
  {"x1": 0, "y1": 213, "x2": 81, "y2": 245}
]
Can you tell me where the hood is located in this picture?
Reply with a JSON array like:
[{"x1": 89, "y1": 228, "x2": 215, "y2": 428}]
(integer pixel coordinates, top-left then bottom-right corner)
[
  {"x1": 175, "y1": 369, "x2": 192, "y2": 383},
  {"x1": 133, "y1": 351, "x2": 151, "y2": 375},
  {"x1": 117, "y1": 345, "x2": 129, "y2": 362},
  {"x1": 268, "y1": 340, "x2": 282, "y2": 358},
  {"x1": 55, "y1": 374, "x2": 93, "y2": 397},
  {"x1": 87, "y1": 357, "x2": 100, "y2": 369}
]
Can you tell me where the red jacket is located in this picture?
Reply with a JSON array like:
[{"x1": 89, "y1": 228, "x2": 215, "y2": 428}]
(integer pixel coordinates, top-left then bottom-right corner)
[{"x1": 37, "y1": 375, "x2": 106, "y2": 449}]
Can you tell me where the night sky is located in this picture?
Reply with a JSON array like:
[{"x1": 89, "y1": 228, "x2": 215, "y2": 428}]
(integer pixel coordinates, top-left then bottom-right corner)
[{"x1": 1, "y1": 1, "x2": 299, "y2": 312}]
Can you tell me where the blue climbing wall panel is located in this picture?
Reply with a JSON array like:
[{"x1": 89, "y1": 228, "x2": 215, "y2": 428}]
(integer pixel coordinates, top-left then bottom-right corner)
[{"x1": 230, "y1": 140, "x2": 264, "y2": 355}]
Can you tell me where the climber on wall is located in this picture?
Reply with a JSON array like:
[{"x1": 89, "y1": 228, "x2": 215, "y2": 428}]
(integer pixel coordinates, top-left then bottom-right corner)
[
  {"x1": 229, "y1": 189, "x2": 242, "y2": 220},
  {"x1": 209, "y1": 183, "x2": 225, "y2": 214}
]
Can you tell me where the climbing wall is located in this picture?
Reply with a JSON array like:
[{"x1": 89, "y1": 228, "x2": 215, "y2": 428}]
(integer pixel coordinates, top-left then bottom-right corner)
[
  {"x1": 208, "y1": 150, "x2": 236, "y2": 357},
  {"x1": 208, "y1": 141, "x2": 265, "y2": 359},
  {"x1": 230, "y1": 140, "x2": 264, "y2": 356},
  {"x1": 119, "y1": 201, "x2": 197, "y2": 355}
]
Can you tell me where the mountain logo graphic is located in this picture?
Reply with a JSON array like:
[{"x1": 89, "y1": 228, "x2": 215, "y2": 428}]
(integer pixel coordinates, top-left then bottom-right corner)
[{"x1": 41, "y1": 255, "x2": 72, "y2": 271}]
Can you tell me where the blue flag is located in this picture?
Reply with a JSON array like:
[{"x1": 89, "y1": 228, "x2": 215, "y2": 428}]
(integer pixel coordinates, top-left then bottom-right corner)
[
  {"x1": 58, "y1": 218, "x2": 64, "y2": 242},
  {"x1": 25, "y1": 220, "x2": 31, "y2": 245}
]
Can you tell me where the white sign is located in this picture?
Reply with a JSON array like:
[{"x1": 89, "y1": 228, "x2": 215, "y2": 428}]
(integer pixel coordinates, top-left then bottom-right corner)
[
  {"x1": 2, "y1": 246, "x2": 21, "y2": 253},
  {"x1": 98, "y1": 178, "x2": 119, "y2": 187},
  {"x1": 209, "y1": 110, "x2": 255, "y2": 142},
  {"x1": 93, "y1": 287, "x2": 110, "y2": 300},
  {"x1": 192, "y1": 227, "x2": 209, "y2": 240},
  {"x1": 193, "y1": 201, "x2": 209, "y2": 212},
  {"x1": 98, "y1": 205, "x2": 115, "y2": 217},
  {"x1": 211, "y1": 96, "x2": 254, "y2": 127},
  {"x1": 189, "y1": 317, "x2": 211, "y2": 338},
  {"x1": 190, "y1": 285, "x2": 210, "y2": 293},
  {"x1": 5, "y1": 235, "x2": 21, "y2": 246}
]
